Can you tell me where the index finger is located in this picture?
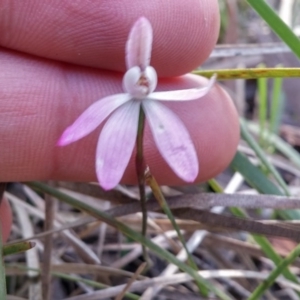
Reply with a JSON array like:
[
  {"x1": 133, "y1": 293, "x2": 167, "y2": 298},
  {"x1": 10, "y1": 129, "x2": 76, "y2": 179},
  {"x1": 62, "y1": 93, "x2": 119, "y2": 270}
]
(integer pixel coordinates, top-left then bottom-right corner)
[{"x1": 0, "y1": 0, "x2": 219, "y2": 76}]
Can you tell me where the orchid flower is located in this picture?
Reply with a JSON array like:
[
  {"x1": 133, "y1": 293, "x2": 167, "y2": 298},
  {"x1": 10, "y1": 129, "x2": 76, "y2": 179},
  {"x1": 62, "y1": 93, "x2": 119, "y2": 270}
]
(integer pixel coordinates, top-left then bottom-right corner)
[{"x1": 57, "y1": 17, "x2": 216, "y2": 190}]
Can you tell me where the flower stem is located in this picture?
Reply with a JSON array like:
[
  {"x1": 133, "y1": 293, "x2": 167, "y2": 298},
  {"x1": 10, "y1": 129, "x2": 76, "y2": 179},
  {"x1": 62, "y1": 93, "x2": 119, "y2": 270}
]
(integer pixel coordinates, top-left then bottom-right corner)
[
  {"x1": 135, "y1": 106, "x2": 148, "y2": 263},
  {"x1": 0, "y1": 183, "x2": 7, "y2": 300},
  {"x1": 0, "y1": 225, "x2": 7, "y2": 300}
]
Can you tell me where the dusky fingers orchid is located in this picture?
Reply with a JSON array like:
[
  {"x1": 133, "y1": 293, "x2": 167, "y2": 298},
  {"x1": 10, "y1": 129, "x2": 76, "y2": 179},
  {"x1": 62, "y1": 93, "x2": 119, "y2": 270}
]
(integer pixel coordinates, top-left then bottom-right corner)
[{"x1": 57, "y1": 17, "x2": 216, "y2": 190}]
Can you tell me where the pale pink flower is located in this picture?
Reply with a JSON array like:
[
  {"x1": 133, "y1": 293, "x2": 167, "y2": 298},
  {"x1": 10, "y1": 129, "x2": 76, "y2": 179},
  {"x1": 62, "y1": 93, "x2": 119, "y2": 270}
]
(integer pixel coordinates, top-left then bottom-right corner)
[{"x1": 57, "y1": 17, "x2": 216, "y2": 190}]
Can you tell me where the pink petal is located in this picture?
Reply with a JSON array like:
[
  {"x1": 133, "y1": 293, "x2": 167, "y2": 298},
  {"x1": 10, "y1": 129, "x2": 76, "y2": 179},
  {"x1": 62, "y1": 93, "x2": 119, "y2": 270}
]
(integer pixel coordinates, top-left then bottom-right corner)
[
  {"x1": 143, "y1": 100, "x2": 199, "y2": 182},
  {"x1": 57, "y1": 93, "x2": 131, "y2": 146},
  {"x1": 126, "y1": 17, "x2": 153, "y2": 70},
  {"x1": 149, "y1": 74, "x2": 216, "y2": 102},
  {"x1": 96, "y1": 100, "x2": 140, "y2": 190}
]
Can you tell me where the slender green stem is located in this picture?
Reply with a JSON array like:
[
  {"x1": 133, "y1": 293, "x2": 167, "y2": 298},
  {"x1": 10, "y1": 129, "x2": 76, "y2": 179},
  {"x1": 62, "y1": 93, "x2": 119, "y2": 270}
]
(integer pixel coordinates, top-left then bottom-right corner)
[
  {"x1": 246, "y1": 0, "x2": 300, "y2": 60},
  {"x1": 270, "y1": 68, "x2": 283, "y2": 136},
  {"x1": 135, "y1": 107, "x2": 148, "y2": 262},
  {"x1": 145, "y1": 170, "x2": 209, "y2": 296},
  {"x1": 3, "y1": 241, "x2": 35, "y2": 257},
  {"x1": 248, "y1": 243, "x2": 300, "y2": 300},
  {"x1": 193, "y1": 68, "x2": 300, "y2": 80},
  {"x1": 257, "y1": 67, "x2": 267, "y2": 147},
  {"x1": 0, "y1": 225, "x2": 7, "y2": 300}
]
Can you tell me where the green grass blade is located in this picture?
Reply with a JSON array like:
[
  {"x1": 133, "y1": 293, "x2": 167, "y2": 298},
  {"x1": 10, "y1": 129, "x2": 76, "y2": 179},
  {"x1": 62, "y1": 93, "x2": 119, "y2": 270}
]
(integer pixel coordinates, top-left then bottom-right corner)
[
  {"x1": 257, "y1": 64, "x2": 268, "y2": 146},
  {"x1": 27, "y1": 181, "x2": 232, "y2": 300},
  {"x1": 270, "y1": 73, "x2": 284, "y2": 135},
  {"x1": 230, "y1": 151, "x2": 282, "y2": 196},
  {"x1": 247, "y1": 122, "x2": 300, "y2": 169},
  {"x1": 248, "y1": 243, "x2": 300, "y2": 300},
  {"x1": 3, "y1": 241, "x2": 35, "y2": 257},
  {"x1": 240, "y1": 119, "x2": 290, "y2": 195},
  {"x1": 246, "y1": 0, "x2": 300, "y2": 59}
]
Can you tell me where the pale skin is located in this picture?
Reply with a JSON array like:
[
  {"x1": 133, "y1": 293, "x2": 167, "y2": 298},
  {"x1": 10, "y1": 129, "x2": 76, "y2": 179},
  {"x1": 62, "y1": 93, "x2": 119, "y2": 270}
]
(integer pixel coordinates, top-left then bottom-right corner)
[{"x1": 0, "y1": 0, "x2": 240, "y2": 241}]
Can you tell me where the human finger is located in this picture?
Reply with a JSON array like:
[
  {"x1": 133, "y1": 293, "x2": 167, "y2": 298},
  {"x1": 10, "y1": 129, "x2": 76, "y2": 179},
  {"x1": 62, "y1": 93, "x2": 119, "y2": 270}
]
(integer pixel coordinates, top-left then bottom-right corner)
[
  {"x1": 0, "y1": 50, "x2": 239, "y2": 185},
  {"x1": 0, "y1": 0, "x2": 219, "y2": 76}
]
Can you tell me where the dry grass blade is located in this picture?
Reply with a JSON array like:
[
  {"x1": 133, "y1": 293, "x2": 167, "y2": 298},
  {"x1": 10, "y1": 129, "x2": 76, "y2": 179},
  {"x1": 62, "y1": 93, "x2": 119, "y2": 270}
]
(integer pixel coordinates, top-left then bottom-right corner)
[
  {"x1": 114, "y1": 262, "x2": 146, "y2": 300},
  {"x1": 63, "y1": 269, "x2": 300, "y2": 300},
  {"x1": 42, "y1": 184, "x2": 56, "y2": 300},
  {"x1": 105, "y1": 193, "x2": 300, "y2": 240},
  {"x1": 173, "y1": 209, "x2": 300, "y2": 241},
  {"x1": 56, "y1": 182, "x2": 137, "y2": 204},
  {"x1": 111, "y1": 231, "x2": 179, "y2": 269},
  {"x1": 7, "y1": 296, "x2": 27, "y2": 300},
  {"x1": 5, "y1": 263, "x2": 147, "y2": 279},
  {"x1": 107, "y1": 193, "x2": 300, "y2": 216},
  {"x1": 12, "y1": 197, "x2": 41, "y2": 299},
  {"x1": 203, "y1": 234, "x2": 300, "y2": 268},
  {"x1": 6, "y1": 216, "x2": 96, "y2": 245},
  {"x1": 22, "y1": 186, "x2": 101, "y2": 265}
]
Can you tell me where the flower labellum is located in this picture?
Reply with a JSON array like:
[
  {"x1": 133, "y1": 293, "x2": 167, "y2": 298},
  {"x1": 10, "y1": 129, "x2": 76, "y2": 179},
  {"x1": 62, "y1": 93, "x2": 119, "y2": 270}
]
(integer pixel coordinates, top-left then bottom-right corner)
[{"x1": 57, "y1": 17, "x2": 216, "y2": 190}]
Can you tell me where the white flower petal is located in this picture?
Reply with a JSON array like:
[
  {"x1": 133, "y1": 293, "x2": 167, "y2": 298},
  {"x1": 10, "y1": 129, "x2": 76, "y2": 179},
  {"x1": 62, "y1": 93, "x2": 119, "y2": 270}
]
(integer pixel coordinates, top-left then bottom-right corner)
[
  {"x1": 149, "y1": 74, "x2": 216, "y2": 102},
  {"x1": 126, "y1": 17, "x2": 153, "y2": 70},
  {"x1": 143, "y1": 100, "x2": 199, "y2": 182},
  {"x1": 96, "y1": 100, "x2": 140, "y2": 190},
  {"x1": 57, "y1": 93, "x2": 131, "y2": 146}
]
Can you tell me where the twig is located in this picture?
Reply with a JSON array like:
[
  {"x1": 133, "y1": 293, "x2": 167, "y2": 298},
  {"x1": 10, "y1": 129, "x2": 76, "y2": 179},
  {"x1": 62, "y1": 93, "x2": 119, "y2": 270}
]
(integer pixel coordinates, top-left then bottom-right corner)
[
  {"x1": 115, "y1": 262, "x2": 146, "y2": 300},
  {"x1": 42, "y1": 182, "x2": 56, "y2": 300}
]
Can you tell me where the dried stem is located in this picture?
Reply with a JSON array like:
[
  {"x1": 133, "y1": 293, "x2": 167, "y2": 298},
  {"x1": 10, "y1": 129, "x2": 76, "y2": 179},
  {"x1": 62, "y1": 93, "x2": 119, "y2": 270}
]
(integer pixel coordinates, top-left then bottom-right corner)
[{"x1": 42, "y1": 182, "x2": 56, "y2": 300}]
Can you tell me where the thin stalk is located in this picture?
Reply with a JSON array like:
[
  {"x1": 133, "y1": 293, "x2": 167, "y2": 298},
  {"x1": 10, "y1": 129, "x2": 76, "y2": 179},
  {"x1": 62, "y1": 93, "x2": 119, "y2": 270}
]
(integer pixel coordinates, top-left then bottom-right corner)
[
  {"x1": 3, "y1": 241, "x2": 35, "y2": 257},
  {"x1": 257, "y1": 66, "x2": 268, "y2": 147},
  {"x1": 135, "y1": 107, "x2": 148, "y2": 262},
  {"x1": 0, "y1": 225, "x2": 7, "y2": 300},
  {"x1": 193, "y1": 68, "x2": 300, "y2": 80},
  {"x1": 270, "y1": 75, "x2": 283, "y2": 135}
]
